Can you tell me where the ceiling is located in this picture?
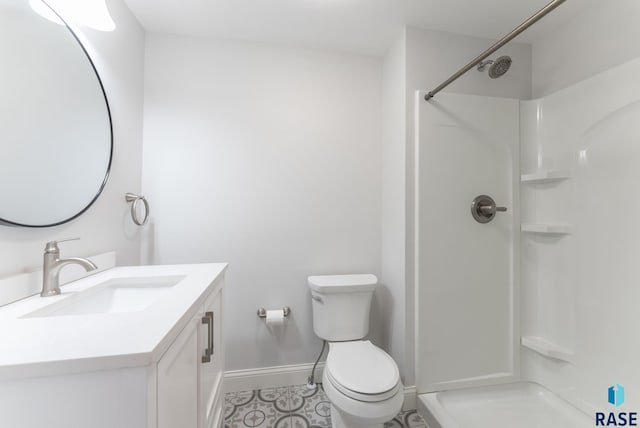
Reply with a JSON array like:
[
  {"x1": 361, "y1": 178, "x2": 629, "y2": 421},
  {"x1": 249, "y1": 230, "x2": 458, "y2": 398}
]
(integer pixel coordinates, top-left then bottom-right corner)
[{"x1": 122, "y1": 0, "x2": 594, "y2": 56}]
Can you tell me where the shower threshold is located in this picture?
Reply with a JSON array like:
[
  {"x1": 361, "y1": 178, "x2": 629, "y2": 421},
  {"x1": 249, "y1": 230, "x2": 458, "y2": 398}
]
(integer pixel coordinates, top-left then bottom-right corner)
[{"x1": 418, "y1": 382, "x2": 593, "y2": 428}]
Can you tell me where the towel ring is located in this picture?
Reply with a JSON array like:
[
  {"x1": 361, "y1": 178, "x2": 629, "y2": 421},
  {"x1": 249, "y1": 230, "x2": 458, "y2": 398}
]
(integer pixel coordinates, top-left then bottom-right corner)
[{"x1": 125, "y1": 193, "x2": 149, "y2": 226}]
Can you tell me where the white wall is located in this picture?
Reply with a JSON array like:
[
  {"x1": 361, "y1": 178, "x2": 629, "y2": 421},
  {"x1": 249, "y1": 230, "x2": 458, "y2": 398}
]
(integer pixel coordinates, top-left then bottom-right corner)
[
  {"x1": 532, "y1": 0, "x2": 640, "y2": 97},
  {"x1": 142, "y1": 34, "x2": 382, "y2": 372},
  {"x1": 382, "y1": 26, "x2": 531, "y2": 386},
  {"x1": 0, "y1": 0, "x2": 144, "y2": 289}
]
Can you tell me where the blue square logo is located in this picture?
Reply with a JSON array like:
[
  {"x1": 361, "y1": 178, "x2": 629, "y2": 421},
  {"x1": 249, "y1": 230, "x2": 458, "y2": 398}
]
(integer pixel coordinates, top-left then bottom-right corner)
[{"x1": 609, "y1": 384, "x2": 626, "y2": 407}]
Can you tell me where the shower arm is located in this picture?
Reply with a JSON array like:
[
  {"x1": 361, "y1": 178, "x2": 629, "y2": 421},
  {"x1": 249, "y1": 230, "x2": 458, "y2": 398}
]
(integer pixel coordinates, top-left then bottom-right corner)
[{"x1": 424, "y1": 0, "x2": 566, "y2": 101}]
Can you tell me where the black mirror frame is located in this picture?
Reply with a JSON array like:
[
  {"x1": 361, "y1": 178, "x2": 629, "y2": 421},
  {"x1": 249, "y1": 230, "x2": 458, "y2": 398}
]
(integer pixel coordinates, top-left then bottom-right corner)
[{"x1": 0, "y1": 1, "x2": 113, "y2": 228}]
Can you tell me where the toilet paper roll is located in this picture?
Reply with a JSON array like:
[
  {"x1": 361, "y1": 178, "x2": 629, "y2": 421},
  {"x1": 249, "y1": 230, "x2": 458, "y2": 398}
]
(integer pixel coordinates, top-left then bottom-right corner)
[{"x1": 265, "y1": 309, "x2": 286, "y2": 326}]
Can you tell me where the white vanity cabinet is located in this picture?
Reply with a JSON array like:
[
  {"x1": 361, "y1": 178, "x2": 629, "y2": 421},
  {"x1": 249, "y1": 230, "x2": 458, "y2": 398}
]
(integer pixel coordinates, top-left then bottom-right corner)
[
  {"x1": 157, "y1": 283, "x2": 224, "y2": 428},
  {"x1": 0, "y1": 263, "x2": 227, "y2": 428},
  {"x1": 157, "y1": 316, "x2": 199, "y2": 428},
  {"x1": 199, "y1": 285, "x2": 225, "y2": 428}
]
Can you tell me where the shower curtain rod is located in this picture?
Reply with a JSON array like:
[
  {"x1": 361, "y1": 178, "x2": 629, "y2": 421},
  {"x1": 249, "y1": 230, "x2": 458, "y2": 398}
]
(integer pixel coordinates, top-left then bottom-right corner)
[{"x1": 424, "y1": 0, "x2": 566, "y2": 101}]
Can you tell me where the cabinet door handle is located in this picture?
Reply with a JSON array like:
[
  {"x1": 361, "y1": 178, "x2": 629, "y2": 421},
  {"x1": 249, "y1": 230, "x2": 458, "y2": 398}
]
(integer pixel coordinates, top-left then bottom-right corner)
[
  {"x1": 207, "y1": 311, "x2": 214, "y2": 358},
  {"x1": 201, "y1": 312, "x2": 214, "y2": 363}
]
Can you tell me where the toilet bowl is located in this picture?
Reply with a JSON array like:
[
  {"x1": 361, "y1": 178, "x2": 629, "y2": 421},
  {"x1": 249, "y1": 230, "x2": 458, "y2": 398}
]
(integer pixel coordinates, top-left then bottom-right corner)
[
  {"x1": 323, "y1": 340, "x2": 404, "y2": 428},
  {"x1": 308, "y1": 274, "x2": 404, "y2": 428}
]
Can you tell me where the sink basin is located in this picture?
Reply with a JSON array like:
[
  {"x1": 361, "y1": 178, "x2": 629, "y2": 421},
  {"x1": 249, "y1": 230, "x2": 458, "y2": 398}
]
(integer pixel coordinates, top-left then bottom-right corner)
[{"x1": 24, "y1": 275, "x2": 185, "y2": 318}]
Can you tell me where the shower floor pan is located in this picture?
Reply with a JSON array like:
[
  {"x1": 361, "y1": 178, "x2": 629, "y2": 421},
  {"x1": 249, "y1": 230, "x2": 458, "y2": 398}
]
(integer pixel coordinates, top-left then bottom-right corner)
[{"x1": 418, "y1": 382, "x2": 593, "y2": 428}]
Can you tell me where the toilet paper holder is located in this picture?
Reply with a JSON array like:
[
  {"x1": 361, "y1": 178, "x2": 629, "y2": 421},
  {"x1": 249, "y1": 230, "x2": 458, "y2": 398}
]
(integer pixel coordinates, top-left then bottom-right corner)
[{"x1": 257, "y1": 307, "x2": 291, "y2": 318}]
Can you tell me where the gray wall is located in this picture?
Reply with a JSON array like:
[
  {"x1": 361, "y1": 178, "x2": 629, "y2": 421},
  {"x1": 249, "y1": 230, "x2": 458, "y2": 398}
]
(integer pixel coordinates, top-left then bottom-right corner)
[
  {"x1": 381, "y1": 30, "x2": 407, "y2": 383},
  {"x1": 142, "y1": 33, "x2": 383, "y2": 372}
]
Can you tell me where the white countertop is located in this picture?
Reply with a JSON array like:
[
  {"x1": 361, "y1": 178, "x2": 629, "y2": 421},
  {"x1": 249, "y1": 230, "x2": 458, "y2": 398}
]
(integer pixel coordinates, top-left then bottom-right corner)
[{"x1": 0, "y1": 263, "x2": 227, "y2": 380}]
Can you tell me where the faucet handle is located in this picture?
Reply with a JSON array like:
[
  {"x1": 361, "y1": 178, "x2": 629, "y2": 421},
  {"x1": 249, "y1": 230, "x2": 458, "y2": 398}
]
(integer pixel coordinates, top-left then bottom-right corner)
[{"x1": 44, "y1": 238, "x2": 80, "y2": 253}]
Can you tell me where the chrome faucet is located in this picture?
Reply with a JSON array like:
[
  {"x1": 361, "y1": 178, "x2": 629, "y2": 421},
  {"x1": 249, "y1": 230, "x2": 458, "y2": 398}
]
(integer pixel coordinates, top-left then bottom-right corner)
[{"x1": 41, "y1": 239, "x2": 98, "y2": 297}]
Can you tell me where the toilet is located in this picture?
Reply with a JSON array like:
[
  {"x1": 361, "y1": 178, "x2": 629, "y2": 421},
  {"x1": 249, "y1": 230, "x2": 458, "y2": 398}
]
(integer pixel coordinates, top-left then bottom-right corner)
[{"x1": 308, "y1": 274, "x2": 404, "y2": 428}]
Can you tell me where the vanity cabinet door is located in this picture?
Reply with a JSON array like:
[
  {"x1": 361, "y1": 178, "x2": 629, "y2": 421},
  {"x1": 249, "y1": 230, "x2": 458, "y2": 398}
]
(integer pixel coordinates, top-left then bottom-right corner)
[
  {"x1": 199, "y1": 285, "x2": 224, "y2": 428},
  {"x1": 157, "y1": 317, "x2": 199, "y2": 428}
]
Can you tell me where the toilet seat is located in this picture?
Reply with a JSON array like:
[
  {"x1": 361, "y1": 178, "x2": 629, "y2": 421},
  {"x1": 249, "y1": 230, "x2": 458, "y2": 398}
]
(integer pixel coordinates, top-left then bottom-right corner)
[
  {"x1": 325, "y1": 340, "x2": 400, "y2": 402},
  {"x1": 326, "y1": 367, "x2": 401, "y2": 402}
]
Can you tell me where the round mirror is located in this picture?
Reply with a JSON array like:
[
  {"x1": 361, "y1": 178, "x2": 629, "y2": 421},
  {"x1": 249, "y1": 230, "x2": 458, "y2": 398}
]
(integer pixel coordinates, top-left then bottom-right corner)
[{"x1": 0, "y1": 0, "x2": 112, "y2": 227}]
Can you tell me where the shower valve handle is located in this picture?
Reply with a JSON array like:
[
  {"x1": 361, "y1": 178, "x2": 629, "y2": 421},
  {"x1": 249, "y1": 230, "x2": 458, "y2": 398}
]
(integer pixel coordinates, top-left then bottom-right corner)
[
  {"x1": 471, "y1": 195, "x2": 507, "y2": 224},
  {"x1": 480, "y1": 205, "x2": 507, "y2": 214}
]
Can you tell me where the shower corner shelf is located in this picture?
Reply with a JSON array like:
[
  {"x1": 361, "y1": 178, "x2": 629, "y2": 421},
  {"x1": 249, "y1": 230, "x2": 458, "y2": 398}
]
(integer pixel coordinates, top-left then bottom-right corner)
[
  {"x1": 521, "y1": 336, "x2": 574, "y2": 363},
  {"x1": 521, "y1": 223, "x2": 572, "y2": 235},
  {"x1": 521, "y1": 170, "x2": 571, "y2": 184}
]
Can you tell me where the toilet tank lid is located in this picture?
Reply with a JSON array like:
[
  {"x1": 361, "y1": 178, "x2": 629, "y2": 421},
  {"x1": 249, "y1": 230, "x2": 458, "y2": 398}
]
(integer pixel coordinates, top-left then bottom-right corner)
[{"x1": 307, "y1": 274, "x2": 377, "y2": 293}]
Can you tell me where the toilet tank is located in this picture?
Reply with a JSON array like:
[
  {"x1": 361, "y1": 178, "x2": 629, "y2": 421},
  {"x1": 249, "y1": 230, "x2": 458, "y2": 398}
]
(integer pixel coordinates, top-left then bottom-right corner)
[{"x1": 307, "y1": 274, "x2": 377, "y2": 341}]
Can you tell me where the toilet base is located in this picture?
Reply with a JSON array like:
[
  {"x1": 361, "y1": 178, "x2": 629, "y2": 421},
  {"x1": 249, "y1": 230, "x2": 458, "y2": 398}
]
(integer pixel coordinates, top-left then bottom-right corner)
[{"x1": 330, "y1": 403, "x2": 384, "y2": 428}]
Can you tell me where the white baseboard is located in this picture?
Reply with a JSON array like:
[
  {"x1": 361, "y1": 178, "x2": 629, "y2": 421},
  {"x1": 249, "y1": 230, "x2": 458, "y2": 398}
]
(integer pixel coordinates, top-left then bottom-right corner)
[
  {"x1": 224, "y1": 363, "x2": 325, "y2": 393},
  {"x1": 403, "y1": 385, "x2": 417, "y2": 411},
  {"x1": 224, "y1": 364, "x2": 418, "y2": 411}
]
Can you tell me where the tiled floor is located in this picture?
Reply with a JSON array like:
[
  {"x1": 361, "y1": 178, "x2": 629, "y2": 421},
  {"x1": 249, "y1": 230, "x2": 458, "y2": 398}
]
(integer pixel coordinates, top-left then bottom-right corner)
[{"x1": 224, "y1": 384, "x2": 428, "y2": 428}]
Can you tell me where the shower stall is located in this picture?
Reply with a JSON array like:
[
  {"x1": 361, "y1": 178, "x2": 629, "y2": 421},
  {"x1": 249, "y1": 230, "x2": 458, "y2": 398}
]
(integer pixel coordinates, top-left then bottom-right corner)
[
  {"x1": 415, "y1": 91, "x2": 519, "y2": 394},
  {"x1": 411, "y1": 1, "x2": 640, "y2": 426},
  {"x1": 414, "y1": 42, "x2": 640, "y2": 428}
]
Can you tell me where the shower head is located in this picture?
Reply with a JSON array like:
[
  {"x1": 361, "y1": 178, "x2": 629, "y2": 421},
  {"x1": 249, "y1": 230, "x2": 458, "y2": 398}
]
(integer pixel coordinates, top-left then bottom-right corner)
[{"x1": 477, "y1": 55, "x2": 512, "y2": 79}]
